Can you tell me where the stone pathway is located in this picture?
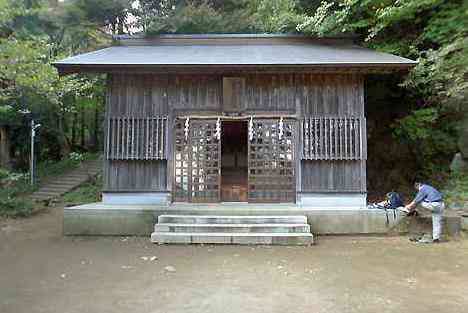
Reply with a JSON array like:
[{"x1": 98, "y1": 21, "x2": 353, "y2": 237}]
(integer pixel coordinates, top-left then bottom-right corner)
[{"x1": 30, "y1": 157, "x2": 101, "y2": 202}]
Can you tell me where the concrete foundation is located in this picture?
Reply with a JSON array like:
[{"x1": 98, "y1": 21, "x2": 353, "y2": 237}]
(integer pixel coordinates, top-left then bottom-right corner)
[
  {"x1": 63, "y1": 202, "x2": 461, "y2": 236},
  {"x1": 102, "y1": 192, "x2": 170, "y2": 205},
  {"x1": 63, "y1": 203, "x2": 157, "y2": 235},
  {"x1": 462, "y1": 215, "x2": 468, "y2": 231},
  {"x1": 298, "y1": 193, "x2": 367, "y2": 209}
]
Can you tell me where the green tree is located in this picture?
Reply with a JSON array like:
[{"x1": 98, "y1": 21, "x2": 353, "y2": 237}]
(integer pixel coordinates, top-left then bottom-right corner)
[
  {"x1": 297, "y1": 0, "x2": 467, "y2": 181},
  {"x1": 0, "y1": 0, "x2": 106, "y2": 169}
]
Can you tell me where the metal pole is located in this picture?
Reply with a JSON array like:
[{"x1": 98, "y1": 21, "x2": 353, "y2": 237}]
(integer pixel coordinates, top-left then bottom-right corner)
[{"x1": 30, "y1": 119, "x2": 34, "y2": 186}]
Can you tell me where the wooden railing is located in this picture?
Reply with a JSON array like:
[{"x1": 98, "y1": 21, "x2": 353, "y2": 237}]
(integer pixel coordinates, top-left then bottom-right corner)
[
  {"x1": 106, "y1": 116, "x2": 168, "y2": 160},
  {"x1": 300, "y1": 116, "x2": 366, "y2": 160}
]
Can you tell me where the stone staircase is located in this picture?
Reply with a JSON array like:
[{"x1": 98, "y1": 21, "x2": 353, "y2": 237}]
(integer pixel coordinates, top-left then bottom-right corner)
[
  {"x1": 151, "y1": 215, "x2": 314, "y2": 245},
  {"x1": 30, "y1": 158, "x2": 102, "y2": 202}
]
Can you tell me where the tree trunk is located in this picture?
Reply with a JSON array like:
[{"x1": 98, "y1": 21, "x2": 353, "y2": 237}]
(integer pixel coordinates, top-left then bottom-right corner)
[
  {"x1": 118, "y1": 15, "x2": 125, "y2": 34},
  {"x1": 93, "y1": 105, "x2": 99, "y2": 150},
  {"x1": 0, "y1": 126, "x2": 11, "y2": 169},
  {"x1": 80, "y1": 106, "x2": 85, "y2": 148},
  {"x1": 56, "y1": 112, "x2": 71, "y2": 158},
  {"x1": 71, "y1": 111, "x2": 77, "y2": 147}
]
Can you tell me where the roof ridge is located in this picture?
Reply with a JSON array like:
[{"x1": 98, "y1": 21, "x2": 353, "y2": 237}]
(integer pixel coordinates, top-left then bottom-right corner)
[
  {"x1": 113, "y1": 33, "x2": 359, "y2": 47},
  {"x1": 113, "y1": 33, "x2": 359, "y2": 40}
]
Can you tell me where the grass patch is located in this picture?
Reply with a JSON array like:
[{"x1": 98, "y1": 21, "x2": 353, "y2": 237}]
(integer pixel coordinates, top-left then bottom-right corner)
[
  {"x1": 0, "y1": 173, "x2": 35, "y2": 218},
  {"x1": 0, "y1": 197, "x2": 34, "y2": 218},
  {"x1": 63, "y1": 175, "x2": 102, "y2": 206}
]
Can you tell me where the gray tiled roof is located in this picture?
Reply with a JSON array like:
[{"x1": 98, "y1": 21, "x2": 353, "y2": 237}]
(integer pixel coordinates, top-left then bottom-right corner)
[{"x1": 54, "y1": 34, "x2": 417, "y2": 71}]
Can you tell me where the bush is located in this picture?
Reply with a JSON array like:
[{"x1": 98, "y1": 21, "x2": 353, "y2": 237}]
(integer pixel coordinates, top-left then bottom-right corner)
[
  {"x1": 0, "y1": 197, "x2": 34, "y2": 218},
  {"x1": 69, "y1": 152, "x2": 85, "y2": 162},
  {"x1": 443, "y1": 169, "x2": 468, "y2": 208},
  {"x1": 0, "y1": 170, "x2": 35, "y2": 218},
  {"x1": 0, "y1": 168, "x2": 9, "y2": 180}
]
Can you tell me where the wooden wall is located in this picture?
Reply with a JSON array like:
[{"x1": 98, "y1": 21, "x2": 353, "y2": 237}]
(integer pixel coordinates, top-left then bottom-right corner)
[
  {"x1": 296, "y1": 74, "x2": 366, "y2": 193},
  {"x1": 104, "y1": 74, "x2": 169, "y2": 191},
  {"x1": 297, "y1": 74, "x2": 364, "y2": 116},
  {"x1": 301, "y1": 161, "x2": 365, "y2": 192},
  {"x1": 104, "y1": 73, "x2": 366, "y2": 194}
]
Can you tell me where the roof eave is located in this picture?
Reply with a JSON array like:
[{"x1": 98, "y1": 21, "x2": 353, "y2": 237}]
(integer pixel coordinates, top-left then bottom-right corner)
[{"x1": 54, "y1": 62, "x2": 417, "y2": 76}]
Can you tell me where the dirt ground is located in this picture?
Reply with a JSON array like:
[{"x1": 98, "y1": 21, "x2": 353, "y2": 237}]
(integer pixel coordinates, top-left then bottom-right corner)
[{"x1": 1, "y1": 206, "x2": 467, "y2": 313}]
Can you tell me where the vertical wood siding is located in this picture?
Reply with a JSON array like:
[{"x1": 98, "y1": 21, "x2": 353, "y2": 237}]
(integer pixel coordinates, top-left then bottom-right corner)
[
  {"x1": 104, "y1": 73, "x2": 366, "y2": 194},
  {"x1": 301, "y1": 160, "x2": 363, "y2": 192},
  {"x1": 296, "y1": 74, "x2": 366, "y2": 193},
  {"x1": 104, "y1": 160, "x2": 167, "y2": 191},
  {"x1": 104, "y1": 74, "x2": 169, "y2": 191},
  {"x1": 244, "y1": 74, "x2": 297, "y2": 112}
]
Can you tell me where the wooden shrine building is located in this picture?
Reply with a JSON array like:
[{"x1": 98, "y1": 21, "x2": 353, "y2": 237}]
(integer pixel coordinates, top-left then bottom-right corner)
[{"x1": 55, "y1": 34, "x2": 416, "y2": 239}]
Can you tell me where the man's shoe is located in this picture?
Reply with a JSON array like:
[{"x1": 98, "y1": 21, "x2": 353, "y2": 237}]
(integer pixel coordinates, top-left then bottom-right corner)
[
  {"x1": 417, "y1": 237, "x2": 437, "y2": 244},
  {"x1": 409, "y1": 235, "x2": 423, "y2": 242}
]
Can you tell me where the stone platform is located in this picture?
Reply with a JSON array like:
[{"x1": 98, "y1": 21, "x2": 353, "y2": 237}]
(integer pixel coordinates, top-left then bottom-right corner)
[{"x1": 63, "y1": 202, "x2": 462, "y2": 237}]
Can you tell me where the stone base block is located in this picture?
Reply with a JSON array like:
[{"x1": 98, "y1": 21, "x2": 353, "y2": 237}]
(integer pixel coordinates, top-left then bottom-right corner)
[
  {"x1": 305, "y1": 209, "x2": 406, "y2": 234},
  {"x1": 102, "y1": 192, "x2": 170, "y2": 205},
  {"x1": 298, "y1": 193, "x2": 366, "y2": 209},
  {"x1": 64, "y1": 203, "x2": 462, "y2": 236},
  {"x1": 406, "y1": 214, "x2": 462, "y2": 236},
  {"x1": 462, "y1": 215, "x2": 468, "y2": 231},
  {"x1": 63, "y1": 203, "x2": 158, "y2": 235}
]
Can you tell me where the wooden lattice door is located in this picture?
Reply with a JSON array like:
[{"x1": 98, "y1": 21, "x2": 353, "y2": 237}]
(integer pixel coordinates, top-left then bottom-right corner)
[
  {"x1": 248, "y1": 119, "x2": 296, "y2": 203},
  {"x1": 173, "y1": 119, "x2": 221, "y2": 203}
]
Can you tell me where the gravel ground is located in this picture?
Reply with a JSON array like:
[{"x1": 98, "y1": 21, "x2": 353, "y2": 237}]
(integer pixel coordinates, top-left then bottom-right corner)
[{"x1": 1, "y1": 206, "x2": 467, "y2": 313}]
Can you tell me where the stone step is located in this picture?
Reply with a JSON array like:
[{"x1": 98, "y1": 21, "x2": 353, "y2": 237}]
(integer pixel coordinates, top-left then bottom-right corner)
[
  {"x1": 155, "y1": 223, "x2": 310, "y2": 233},
  {"x1": 32, "y1": 190, "x2": 62, "y2": 195},
  {"x1": 60, "y1": 174, "x2": 91, "y2": 179},
  {"x1": 151, "y1": 232, "x2": 314, "y2": 245},
  {"x1": 72, "y1": 169, "x2": 99, "y2": 176},
  {"x1": 43, "y1": 182, "x2": 80, "y2": 188},
  {"x1": 50, "y1": 177, "x2": 88, "y2": 184},
  {"x1": 31, "y1": 197, "x2": 56, "y2": 202},
  {"x1": 36, "y1": 187, "x2": 72, "y2": 193},
  {"x1": 31, "y1": 195, "x2": 59, "y2": 201},
  {"x1": 158, "y1": 215, "x2": 308, "y2": 224},
  {"x1": 31, "y1": 191, "x2": 61, "y2": 198}
]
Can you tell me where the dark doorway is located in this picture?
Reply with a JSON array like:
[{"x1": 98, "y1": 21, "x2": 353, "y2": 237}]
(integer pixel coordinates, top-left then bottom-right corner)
[{"x1": 221, "y1": 121, "x2": 248, "y2": 202}]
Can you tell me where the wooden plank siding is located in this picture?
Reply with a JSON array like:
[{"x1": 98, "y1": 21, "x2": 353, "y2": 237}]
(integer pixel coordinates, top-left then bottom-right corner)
[
  {"x1": 104, "y1": 74, "x2": 169, "y2": 191},
  {"x1": 301, "y1": 160, "x2": 363, "y2": 192},
  {"x1": 103, "y1": 73, "x2": 366, "y2": 194},
  {"x1": 296, "y1": 74, "x2": 366, "y2": 193}
]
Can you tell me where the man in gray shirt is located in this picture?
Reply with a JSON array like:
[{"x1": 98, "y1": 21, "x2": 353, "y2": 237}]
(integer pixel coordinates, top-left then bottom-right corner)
[{"x1": 405, "y1": 182, "x2": 445, "y2": 243}]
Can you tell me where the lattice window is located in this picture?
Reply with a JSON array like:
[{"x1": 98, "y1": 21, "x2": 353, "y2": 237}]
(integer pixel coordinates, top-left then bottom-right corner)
[
  {"x1": 173, "y1": 119, "x2": 221, "y2": 203},
  {"x1": 301, "y1": 116, "x2": 366, "y2": 160},
  {"x1": 106, "y1": 116, "x2": 168, "y2": 160},
  {"x1": 248, "y1": 119, "x2": 296, "y2": 203}
]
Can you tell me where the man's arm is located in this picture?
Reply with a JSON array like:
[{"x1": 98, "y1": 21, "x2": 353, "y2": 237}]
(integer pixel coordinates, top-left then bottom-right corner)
[
  {"x1": 405, "y1": 200, "x2": 417, "y2": 211},
  {"x1": 405, "y1": 188, "x2": 427, "y2": 211}
]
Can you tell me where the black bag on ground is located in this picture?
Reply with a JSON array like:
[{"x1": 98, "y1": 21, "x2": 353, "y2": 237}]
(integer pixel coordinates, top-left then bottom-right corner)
[
  {"x1": 386, "y1": 192, "x2": 404, "y2": 210},
  {"x1": 367, "y1": 192, "x2": 404, "y2": 225}
]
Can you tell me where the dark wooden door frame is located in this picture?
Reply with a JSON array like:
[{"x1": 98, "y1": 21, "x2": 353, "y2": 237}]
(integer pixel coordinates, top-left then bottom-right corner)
[
  {"x1": 173, "y1": 116, "x2": 297, "y2": 203},
  {"x1": 173, "y1": 118, "x2": 221, "y2": 203},
  {"x1": 247, "y1": 118, "x2": 296, "y2": 203}
]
